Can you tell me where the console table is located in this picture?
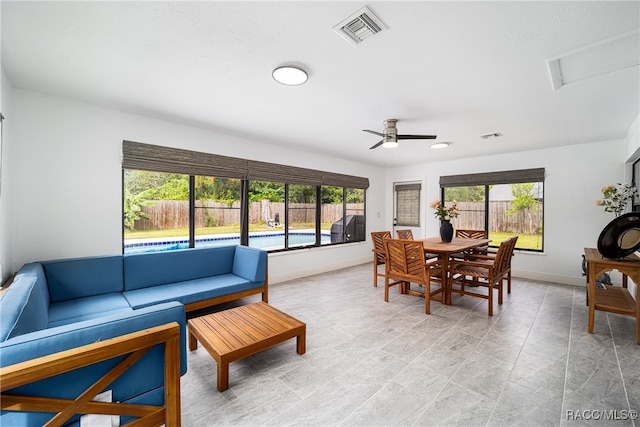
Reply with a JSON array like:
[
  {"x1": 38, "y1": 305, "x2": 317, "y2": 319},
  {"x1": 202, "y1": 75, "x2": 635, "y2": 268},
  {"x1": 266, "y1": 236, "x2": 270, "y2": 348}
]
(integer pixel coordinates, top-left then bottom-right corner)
[{"x1": 584, "y1": 247, "x2": 640, "y2": 344}]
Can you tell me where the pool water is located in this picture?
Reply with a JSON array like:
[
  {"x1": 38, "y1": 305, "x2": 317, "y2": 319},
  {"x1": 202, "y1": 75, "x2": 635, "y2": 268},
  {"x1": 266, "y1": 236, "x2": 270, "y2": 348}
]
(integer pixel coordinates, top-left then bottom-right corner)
[{"x1": 124, "y1": 232, "x2": 331, "y2": 254}]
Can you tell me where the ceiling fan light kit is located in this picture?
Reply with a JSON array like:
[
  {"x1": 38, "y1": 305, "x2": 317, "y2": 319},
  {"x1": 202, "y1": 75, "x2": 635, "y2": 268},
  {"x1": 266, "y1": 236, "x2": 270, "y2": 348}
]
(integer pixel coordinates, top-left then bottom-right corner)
[
  {"x1": 382, "y1": 140, "x2": 399, "y2": 149},
  {"x1": 364, "y1": 118, "x2": 437, "y2": 150}
]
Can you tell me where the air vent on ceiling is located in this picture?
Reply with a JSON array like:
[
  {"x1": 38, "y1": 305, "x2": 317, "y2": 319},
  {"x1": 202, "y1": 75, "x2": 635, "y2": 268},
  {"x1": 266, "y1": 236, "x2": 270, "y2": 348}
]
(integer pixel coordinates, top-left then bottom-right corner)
[
  {"x1": 333, "y1": 6, "x2": 387, "y2": 46},
  {"x1": 481, "y1": 132, "x2": 503, "y2": 140}
]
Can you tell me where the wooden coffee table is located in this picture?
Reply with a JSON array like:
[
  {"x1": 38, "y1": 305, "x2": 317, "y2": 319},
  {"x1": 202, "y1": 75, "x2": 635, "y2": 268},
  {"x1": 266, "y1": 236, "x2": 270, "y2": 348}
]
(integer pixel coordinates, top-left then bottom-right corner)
[{"x1": 187, "y1": 301, "x2": 306, "y2": 391}]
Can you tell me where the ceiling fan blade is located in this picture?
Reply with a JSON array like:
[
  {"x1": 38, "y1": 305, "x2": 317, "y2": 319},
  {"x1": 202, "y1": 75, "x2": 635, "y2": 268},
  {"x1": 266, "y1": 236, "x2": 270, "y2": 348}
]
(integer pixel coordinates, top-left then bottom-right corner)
[
  {"x1": 369, "y1": 140, "x2": 384, "y2": 150},
  {"x1": 363, "y1": 129, "x2": 385, "y2": 137},
  {"x1": 397, "y1": 134, "x2": 437, "y2": 140}
]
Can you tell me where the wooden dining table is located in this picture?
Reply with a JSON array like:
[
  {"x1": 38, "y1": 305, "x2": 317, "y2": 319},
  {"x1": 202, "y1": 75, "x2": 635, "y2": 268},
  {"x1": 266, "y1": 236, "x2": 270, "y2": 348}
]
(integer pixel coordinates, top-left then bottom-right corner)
[{"x1": 417, "y1": 237, "x2": 491, "y2": 304}]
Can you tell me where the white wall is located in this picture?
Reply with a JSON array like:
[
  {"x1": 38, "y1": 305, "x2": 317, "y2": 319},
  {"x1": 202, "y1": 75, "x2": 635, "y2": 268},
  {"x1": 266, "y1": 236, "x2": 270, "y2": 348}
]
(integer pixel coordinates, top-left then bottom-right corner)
[
  {"x1": 0, "y1": 68, "x2": 11, "y2": 284},
  {"x1": 3, "y1": 86, "x2": 636, "y2": 287},
  {"x1": 625, "y1": 114, "x2": 640, "y2": 163},
  {"x1": 386, "y1": 139, "x2": 627, "y2": 286},
  {"x1": 4, "y1": 88, "x2": 386, "y2": 282}
]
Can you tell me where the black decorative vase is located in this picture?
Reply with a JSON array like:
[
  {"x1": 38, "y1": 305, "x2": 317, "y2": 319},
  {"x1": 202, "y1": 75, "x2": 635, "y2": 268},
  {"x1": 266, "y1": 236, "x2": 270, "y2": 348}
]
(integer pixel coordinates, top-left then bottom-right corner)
[{"x1": 440, "y1": 220, "x2": 454, "y2": 243}]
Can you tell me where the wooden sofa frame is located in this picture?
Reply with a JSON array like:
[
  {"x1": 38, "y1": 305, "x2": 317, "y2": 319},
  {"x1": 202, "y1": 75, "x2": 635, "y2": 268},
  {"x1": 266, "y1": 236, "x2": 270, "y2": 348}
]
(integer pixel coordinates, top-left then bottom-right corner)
[{"x1": 0, "y1": 322, "x2": 182, "y2": 427}]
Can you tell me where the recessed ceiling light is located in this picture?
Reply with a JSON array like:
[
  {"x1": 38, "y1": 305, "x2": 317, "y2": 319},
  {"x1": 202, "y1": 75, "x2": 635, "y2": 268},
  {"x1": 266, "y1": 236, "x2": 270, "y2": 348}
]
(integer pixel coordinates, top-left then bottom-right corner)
[
  {"x1": 430, "y1": 142, "x2": 449, "y2": 149},
  {"x1": 272, "y1": 66, "x2": 308, "y2": 85}
]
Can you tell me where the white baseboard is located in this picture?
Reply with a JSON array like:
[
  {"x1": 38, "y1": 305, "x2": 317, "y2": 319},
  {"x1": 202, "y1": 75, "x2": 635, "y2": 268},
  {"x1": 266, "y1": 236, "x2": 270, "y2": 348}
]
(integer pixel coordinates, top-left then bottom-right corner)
[
  {"x1": 512, "y1": 269, "x2": 585, "y2": 287},
  {"x1": 270, "y1": 261, "x2": 588, "y2": 288},
  {"x1": 269, "y1": 257, "x2": 371, "y2": 284}
]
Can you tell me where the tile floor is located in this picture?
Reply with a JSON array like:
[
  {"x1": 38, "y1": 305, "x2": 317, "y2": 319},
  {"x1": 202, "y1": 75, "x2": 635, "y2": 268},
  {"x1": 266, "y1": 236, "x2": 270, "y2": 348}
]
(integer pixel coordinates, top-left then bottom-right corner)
[{"x1": 181, "y1": 263, "x2": 639, "y2": 426}]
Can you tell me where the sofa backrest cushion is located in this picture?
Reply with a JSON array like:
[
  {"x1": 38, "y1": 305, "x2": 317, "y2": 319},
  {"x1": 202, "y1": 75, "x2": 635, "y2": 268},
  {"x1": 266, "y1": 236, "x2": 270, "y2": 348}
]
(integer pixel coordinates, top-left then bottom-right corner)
[
  {"x1": 42, "y1": 256, "x2": 124, "y2": 303},
  {"x1": 0, "y1": 264, "x2": 50, "y2": 341},
  {"x1": 232, "y1": 245, "x2": 267, "y2": 283},
  {"x1": 124, "y1": 246, "x2": 236, "y2": 291}
]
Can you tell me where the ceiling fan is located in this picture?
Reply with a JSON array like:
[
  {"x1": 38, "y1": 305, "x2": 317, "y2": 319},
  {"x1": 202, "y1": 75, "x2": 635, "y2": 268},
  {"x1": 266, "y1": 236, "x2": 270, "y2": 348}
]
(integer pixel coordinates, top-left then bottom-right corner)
[{"x1": 363, "y1": 119, "x2": 437, "y2": 149}]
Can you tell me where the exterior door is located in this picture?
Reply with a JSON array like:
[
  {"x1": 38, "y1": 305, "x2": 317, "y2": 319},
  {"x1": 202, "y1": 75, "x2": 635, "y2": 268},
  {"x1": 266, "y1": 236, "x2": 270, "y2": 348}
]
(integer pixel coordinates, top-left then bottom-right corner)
[{"x1": 393, "y1": 181, "x2": 422, "y2": 238}]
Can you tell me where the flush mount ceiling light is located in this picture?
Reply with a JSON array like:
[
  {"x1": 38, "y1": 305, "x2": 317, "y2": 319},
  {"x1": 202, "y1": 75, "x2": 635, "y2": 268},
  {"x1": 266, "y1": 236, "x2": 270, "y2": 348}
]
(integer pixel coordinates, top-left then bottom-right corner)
[
  {"x1": 430, "y1": 142, "x2": 449, "y2": 149},
  {"x1": 272, "y1": 66, "x2": 308, "y2": 85}
]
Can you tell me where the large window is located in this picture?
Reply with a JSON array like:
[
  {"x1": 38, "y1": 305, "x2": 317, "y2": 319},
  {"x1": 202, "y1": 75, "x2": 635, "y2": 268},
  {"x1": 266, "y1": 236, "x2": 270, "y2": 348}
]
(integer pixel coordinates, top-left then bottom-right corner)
[
  {"x1": 122, "y1": 141, "x2": 368, "y2": 253},
  {"x1": 441, "y1": 168, "x2": 544, "y2": 252},
  {"x1": 194, "y1": 176, "x2": 242, "y2": 248},
  {"x1": 123, "y1": 170, "x2": 190, "y2": 252}
]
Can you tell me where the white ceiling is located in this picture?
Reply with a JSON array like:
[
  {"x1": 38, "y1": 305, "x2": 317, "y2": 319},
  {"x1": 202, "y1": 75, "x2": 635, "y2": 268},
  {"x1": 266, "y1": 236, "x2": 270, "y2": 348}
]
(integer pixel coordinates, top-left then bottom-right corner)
[{"x1": 2, "y1": 1, "x2": 639, "y2": 167}]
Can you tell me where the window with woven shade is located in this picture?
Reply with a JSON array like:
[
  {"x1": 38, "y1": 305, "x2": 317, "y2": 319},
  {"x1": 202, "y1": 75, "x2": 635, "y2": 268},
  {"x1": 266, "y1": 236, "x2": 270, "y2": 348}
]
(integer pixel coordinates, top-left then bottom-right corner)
[
  {"x1": 440, "y1": 168, "x2": 545, "y2": 252},
  {"x1": 122, "y1": 141, "x2": 368, "y2": 253},
  {"x1": 395, "y1": 183, "x2": 420, "y2": 227}
]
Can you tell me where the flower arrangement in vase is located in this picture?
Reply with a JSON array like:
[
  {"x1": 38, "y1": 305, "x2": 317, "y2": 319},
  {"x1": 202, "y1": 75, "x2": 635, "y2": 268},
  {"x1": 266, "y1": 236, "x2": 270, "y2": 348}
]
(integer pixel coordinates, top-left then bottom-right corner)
[
  {"x1": 595, "y1": 183, "x2": 638, "y2": 217},
  {"x1": 430, "y1": 199, "x2": 458, "y2": 242},
  {"x1": 429, "y1": 199, "x2": 459, "y2": 221}
]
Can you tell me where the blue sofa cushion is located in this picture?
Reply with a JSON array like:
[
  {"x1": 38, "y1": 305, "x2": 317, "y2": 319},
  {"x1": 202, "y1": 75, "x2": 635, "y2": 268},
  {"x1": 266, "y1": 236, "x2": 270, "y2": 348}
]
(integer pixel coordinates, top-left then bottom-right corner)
[
  {"x1": 123, "y1": 274, "x2": 260, "y2": 309},
  {"x1": 0, "y1": 266, "x2": 50, "y2": 341},
  {"x1": 123, "y1": 246, "x2": 236, "y2": 291},
  {"x1": 48, "y1": 293, "x2": 133, "y2": 328},
  {"x1": 232, "y1": 245, "x2": 268, "y2": 282},
  {"x1": 0, "y1": 302, "x2": 187, "y2": 427},
  {"x1": 42, "y1": 256, "x2": 124, "y2": 303}
]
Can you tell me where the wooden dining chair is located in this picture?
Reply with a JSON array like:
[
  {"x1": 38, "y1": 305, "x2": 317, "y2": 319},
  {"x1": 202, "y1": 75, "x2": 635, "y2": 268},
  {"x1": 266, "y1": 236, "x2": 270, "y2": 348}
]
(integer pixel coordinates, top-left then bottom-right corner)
[
  {"x1": 452, "y1": 229, "x2": 490, "y2": 258},
  {"x1": 382, "y1": 238, "x2": 444, "y2": 314},
  {"x1": 461, "y1": 233, "x2": 516, "y2": 293},
  {"x1": 455, "y1": 229, "x2": 488, "y2": 239},
  {"x1": 396, "y1": 229, "x2": 439, "y2": 260},
  {"x1": 396, "y1": 229, "x2": 414, "y2": 239},
  {"x1": 448, "y1": 236, "x2": 518, "y2": 316},
  {"x1": 371, "y1": 231, "x2": 392, "y2": 287}
]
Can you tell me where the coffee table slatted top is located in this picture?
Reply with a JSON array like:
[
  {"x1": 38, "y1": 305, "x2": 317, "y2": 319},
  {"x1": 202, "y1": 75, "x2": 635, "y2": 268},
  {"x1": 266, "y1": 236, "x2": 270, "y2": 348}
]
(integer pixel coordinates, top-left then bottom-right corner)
[
  {"x1": 188, "y1": 302, "x2": 306, "y2": 391},
  {"x1": 195, "y1": 303, "x2": 303, "y2": 358}
]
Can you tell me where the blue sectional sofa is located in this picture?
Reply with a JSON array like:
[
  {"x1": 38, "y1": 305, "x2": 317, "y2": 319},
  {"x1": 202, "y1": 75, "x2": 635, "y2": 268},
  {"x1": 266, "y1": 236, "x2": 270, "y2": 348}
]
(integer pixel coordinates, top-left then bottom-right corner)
[{"x1": 0, "y1": 245, "x2": 268, "y2": 425}]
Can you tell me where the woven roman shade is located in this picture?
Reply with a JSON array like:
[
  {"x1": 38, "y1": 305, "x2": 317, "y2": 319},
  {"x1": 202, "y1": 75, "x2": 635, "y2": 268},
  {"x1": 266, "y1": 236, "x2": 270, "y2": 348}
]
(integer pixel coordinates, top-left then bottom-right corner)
[
  {"x1": 122, "y1": 140, "x2": 247, "y2": 179},
  {"x1": 396, "y1": 183, "x2": 421, "y2": 227},
  {"x1": 246, "y1": 160, "x2": 322, "y2": 185},
  {"x1": 439, "y1": 168, "x2": 545, "y2": 188},
  {"x1": 122, "y1": 141, "x2": 369, "y2": 189},
  {"x1": 322, "y1": 172, "x2": 369, "y2": 189}
]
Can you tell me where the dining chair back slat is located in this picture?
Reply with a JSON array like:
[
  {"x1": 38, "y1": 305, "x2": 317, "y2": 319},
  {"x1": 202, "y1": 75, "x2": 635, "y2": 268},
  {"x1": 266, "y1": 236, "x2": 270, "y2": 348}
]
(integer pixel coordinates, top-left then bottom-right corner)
[
  {"x1": 396, "y1": 229, "x2": 414, "y2": 240},
  {"x1": 455, "y1": 229, "x2": 488, "y2": 239},
  {"x1": 371, "y1": 231, "x2": 392, "y2": 287},
  {"x1": 453, "y1": 229, "x2": 490, "y2": 257}
]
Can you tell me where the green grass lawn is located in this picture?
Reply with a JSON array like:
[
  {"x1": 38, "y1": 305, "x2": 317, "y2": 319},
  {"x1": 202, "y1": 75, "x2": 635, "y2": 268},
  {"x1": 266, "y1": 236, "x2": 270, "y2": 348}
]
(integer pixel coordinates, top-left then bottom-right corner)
[{"x1": 489, "y1": 231, "x2": 542, "y2": 251}]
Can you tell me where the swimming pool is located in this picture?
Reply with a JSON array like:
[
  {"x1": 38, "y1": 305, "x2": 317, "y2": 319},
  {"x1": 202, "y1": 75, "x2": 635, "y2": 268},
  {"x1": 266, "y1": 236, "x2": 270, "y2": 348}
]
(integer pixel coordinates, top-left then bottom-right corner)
[{"x1": 124, "y1": 231, "x2": 331, "y2": 254}]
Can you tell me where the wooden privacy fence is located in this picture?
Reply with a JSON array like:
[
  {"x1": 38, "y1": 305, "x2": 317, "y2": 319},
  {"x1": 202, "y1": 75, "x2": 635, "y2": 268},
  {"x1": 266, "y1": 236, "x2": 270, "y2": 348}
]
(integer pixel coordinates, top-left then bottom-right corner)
[
  {"x1": 451, "y1": 201, "x2": 543, "y2": 234},
  {"x1": 135, "y1": 200, "x2": 364, "y2": 230},
  {"x1": 135, "y1": 200, "x2": 540, "y2": 234}
]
